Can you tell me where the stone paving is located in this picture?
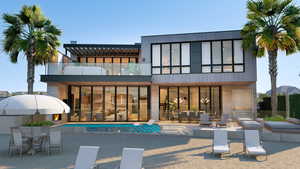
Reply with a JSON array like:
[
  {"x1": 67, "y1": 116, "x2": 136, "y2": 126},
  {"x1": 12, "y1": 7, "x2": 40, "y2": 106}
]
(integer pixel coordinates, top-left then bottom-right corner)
[{"x1": 1, "y1": 133, "x2": 300, "y2": 169}]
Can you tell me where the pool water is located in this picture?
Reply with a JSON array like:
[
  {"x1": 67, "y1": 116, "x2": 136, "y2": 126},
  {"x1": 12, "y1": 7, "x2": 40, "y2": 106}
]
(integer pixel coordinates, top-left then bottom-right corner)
[{"x1": 63, "y1": 124, "x2": 161, "y2": 134}]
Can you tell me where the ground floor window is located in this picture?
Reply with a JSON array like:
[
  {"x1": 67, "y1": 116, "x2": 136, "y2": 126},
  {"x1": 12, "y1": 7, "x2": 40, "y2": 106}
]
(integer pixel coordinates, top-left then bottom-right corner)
[
  {"x1": 159, "y1": 86, "x2": 221, "y2": 121},
  {"x1": 68, "y1": 85, "x2": 150, "y2": 122}
]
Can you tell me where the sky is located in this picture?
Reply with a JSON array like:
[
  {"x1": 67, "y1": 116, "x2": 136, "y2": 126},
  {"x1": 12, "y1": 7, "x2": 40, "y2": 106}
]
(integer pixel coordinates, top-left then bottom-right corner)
[{"x1": 0, "y1": 0, "x2": 299, "y2": 93}]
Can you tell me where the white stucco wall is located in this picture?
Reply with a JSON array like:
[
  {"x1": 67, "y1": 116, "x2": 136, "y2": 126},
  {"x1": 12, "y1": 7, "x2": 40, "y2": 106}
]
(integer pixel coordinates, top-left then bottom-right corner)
[{"x1": 222, "y1": 84, "x2": 256, "y2": 119}]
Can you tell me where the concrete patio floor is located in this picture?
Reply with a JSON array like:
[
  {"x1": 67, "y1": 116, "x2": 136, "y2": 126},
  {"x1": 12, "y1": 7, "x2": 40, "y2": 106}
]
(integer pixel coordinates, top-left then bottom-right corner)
[{"x1": 1, "y1": 133, "x2": 300, "y2": 169}]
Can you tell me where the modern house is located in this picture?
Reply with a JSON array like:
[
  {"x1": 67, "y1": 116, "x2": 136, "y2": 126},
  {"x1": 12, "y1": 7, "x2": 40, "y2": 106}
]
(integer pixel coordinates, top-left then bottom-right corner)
[{"x1": 41, "y1": 30, "x2": 257, "y2": 122}]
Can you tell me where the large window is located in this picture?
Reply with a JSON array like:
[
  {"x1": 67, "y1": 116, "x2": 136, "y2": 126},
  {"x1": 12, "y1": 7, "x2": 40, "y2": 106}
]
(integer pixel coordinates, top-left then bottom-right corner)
[
  {"x1": 68, "y1": 86, "x2": 149, "y2": 122},
  {"x1": 152, "y1": 43, "x2": 190, "y2": 74},
  {"x1": 159, "y1": 86, "x2": 221, "y2": 121},
  {"x1": 201, "y1": 40, "x2": 244, "y2": 73}
]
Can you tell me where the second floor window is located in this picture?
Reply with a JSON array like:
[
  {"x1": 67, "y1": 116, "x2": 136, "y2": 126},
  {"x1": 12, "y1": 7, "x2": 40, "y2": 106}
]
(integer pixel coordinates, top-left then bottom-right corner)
[
  {"x1": 202, "y1": 40, "x2": 244, "y2": 73},
  {"x1": 152, "y1": 43, "x2": 191, "y2": 75}
]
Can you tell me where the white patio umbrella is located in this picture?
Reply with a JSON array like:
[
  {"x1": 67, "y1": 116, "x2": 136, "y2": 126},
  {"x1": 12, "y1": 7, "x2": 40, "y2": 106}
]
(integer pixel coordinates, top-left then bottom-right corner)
[{"x1": 0, "y1": 95, "x2": 70, "y2": 116}]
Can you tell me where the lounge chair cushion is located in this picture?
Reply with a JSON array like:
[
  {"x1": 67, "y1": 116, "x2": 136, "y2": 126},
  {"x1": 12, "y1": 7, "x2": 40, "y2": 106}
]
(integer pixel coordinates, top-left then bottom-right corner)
[
  {"x1": 201, "y1": 121, "x2": 212, "y2": 125},
  {"x1": 213, "y1": 145, "x2": 229, "y2": 154},
  {"x1": 246, "y1": 146, "x2": 266, "y2": 155}
]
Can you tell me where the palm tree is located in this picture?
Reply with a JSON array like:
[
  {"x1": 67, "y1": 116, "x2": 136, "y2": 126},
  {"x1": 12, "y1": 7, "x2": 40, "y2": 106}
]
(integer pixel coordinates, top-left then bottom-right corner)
[
  {"x1": 242, "y1": 0, "x2": 300, "y2": 115},
  {"x1": 2, "y1": 5, "x2": 61, "y2": 94}
]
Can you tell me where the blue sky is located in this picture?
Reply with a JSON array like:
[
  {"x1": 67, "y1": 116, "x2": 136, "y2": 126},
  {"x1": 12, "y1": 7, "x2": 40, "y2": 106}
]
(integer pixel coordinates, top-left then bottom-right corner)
[{"x1": 0, "y1": 0, "x2": 299, "y2": 93}]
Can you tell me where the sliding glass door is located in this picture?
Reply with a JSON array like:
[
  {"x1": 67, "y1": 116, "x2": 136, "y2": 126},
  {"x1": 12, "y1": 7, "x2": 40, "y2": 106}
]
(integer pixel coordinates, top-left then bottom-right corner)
[
  {"x1": 93, "y1": 87, "x2": 104, "y2": 121},
  {"x1": 159, "y1": 86, "x2": 221, "y2": 120},
  {"x1": 128, "y1": 87, "x2": 139, "y2": 121},
  {"x1": 68, "y1": 85, "x2": 149, "y2": 122},
  {"x1": 105, "y1": 86, "x2": 115, "y2": 121},
  {"x1": 116, "y1": 87, "x2": 127, "y2": 121},
  {"x1": 80, "y1": 87, "x2": 92, "y2": 121}
]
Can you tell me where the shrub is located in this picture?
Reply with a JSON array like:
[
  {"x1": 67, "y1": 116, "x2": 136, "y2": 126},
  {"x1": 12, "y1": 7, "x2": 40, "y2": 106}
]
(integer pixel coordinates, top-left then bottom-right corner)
[
  {"x1": 264, "y1": 115, "x2": 286, "y2": 121},
  {"x1": 24, "y1": 120, "x2": 54, "y2": 126}
]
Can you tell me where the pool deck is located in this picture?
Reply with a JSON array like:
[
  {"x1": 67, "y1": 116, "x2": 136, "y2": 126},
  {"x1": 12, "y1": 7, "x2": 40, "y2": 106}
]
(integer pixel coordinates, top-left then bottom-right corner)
[{"x1": 1, "y1": 133, "x2": 300, "y2": 169}]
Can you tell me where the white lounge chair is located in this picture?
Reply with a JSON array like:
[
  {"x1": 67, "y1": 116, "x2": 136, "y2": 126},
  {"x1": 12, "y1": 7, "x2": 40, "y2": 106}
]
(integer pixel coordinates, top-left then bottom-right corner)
[
  {"x1": 212, "y1": 130, "x2": 230, "y2": 157},
  {"x1": 47, "y1": 130, "x2": 62, "y2": 155},
  {"x1": 199, "y1": 114, "x2": 212, "y2": 126},
  {"x1": 119, "y1": 148, "x2": 144, "y2": 169},
  {"x1": 146, "y1": 119, "x2": 156, "y2": 125},
  {"x1": 74, "y1": 146, "x2": 100, "y2": 169},
  {"x1": 244, "y1": 130, "x2": 267, "y2": 160}
]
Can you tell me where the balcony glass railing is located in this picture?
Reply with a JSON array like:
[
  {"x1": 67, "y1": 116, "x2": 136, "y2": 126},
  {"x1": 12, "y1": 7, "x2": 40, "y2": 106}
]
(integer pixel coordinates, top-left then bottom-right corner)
[{"x1": 45, "y1": 63, "x2": 151, "y2": 76}]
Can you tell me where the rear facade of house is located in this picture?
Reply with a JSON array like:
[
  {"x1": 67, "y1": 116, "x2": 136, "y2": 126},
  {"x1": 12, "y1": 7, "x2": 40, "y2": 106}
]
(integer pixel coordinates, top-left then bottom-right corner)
[{"x1": 41, "y1": 30, "x2": 257, "y2": 122}]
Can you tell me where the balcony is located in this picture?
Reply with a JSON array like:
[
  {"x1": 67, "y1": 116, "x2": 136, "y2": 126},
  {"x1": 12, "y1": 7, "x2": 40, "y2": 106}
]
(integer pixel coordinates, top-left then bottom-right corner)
[{"x1": 45, "y1": 63, "x2": 151, "y2": 76}]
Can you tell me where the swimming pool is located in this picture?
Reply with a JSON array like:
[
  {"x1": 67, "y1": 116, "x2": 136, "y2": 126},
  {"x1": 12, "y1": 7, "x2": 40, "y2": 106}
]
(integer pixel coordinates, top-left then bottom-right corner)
[{"x1": 63, "y1": 123, "x2": 161, "y2": 134}]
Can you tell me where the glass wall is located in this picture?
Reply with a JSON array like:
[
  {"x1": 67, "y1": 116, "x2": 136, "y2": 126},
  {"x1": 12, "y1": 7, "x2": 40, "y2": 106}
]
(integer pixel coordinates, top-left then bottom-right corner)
[
  {"x1": 68, "y1": 86, "x2": 149, "y2": 122},
  {"x1": 152, "y1": 43, "x2": 191, "y2": 74},
  {"x1": 159, "y1": 86, "x2": 221, "y2": 120}
]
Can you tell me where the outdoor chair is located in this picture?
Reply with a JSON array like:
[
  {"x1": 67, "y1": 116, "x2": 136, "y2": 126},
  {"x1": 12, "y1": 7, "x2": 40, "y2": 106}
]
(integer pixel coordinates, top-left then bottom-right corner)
[
  {"x1": 199, "y1": 114, "x2": 212, "y2": 126},
  {"x1": 179, "y1": 112, "x2": 188, "y2": 122},
  {"x1": 189, "y1": 112, "x2": 197, "y2": 122},
  {"x1": 212, "y1": 129, "x2": 230, "y2": 158},
  {"x1": 74, "y1": 146, "x2": 100, "y2": 169},
  {"x1": 216, "y1": 114, "x2": 230, "y2": 127},
  {"x1": 244, "y1": 130, "x2": 267, "y2": 160},
  {"x1": 47, "y1": 130, "x2": 63, "y2": 155},
  {"x1": 9, "y1": 130, "x2": 26, "y2": 157},
  {"x1": 119, "y1": 148, "x2": 144, "y2": 169}
]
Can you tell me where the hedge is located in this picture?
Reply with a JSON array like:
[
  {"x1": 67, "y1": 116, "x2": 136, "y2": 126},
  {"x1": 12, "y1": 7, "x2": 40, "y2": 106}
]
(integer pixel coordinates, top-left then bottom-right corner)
[
  {"x1": 258, "y1": 95, "x2": 286, "y2": 111},
  {"x1": 289, "y1": 94, "x2": 300, "y2": 119}
]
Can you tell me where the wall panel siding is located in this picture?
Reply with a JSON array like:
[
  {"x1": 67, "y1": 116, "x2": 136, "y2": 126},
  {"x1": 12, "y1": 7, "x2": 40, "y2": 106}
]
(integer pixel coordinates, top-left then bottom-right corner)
[{"x1": 190, "y1": 42, "x2": 202, "y2": 73}]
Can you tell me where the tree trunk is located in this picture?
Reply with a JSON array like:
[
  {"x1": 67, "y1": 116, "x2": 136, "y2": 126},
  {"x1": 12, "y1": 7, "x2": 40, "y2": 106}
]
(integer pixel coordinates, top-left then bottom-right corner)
[
  {"x1": 268, "y1": 50, "x2": 278, "y2": 116},
  {"x1": 27, "y1": 56, "x2": 35, "y2": 94}
]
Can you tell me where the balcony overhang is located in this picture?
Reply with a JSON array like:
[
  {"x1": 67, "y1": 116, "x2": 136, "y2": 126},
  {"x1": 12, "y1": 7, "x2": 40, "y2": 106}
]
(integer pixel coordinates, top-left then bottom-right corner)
[{"x1": 41, "y1": 75, "x2": 152, "y2": 83}]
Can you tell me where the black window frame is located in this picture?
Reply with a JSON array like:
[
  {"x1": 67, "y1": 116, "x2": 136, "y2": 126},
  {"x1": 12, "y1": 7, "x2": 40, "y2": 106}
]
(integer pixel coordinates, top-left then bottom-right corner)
[
  {"x1": 151, "y1": 42, "x2": 191, "y2": 75},
  {"x1": 201, "y1": 39, "x2": 245, "y2": 73}
]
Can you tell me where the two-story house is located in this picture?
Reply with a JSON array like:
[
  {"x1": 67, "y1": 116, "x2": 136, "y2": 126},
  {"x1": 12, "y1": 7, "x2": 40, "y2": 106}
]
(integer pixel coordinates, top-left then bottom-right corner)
[{"x1": 41, "y1": 30, "x2": 257, "y2": 122}]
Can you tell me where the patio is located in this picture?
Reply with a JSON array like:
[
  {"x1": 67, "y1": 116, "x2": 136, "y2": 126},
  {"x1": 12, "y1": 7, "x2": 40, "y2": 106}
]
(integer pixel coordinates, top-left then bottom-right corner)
[{"x1": 1, "y1": 133, "x2": 300, "y2": 169}]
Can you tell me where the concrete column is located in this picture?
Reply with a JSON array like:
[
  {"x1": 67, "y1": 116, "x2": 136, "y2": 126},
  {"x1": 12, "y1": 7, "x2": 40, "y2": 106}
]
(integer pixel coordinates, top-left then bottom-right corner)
[
  {"x1": 250, "y1": 83, "x2": 257, "y2": 119},
  {"x1": 150, "y1": 85, "x2": 159, "y2": 121}
]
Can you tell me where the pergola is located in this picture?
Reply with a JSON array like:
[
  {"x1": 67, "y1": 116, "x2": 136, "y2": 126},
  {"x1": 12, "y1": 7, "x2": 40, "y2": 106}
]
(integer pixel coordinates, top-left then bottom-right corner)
[{"x1": 64, "y1": 44, "x2": 141, "y2": 57}]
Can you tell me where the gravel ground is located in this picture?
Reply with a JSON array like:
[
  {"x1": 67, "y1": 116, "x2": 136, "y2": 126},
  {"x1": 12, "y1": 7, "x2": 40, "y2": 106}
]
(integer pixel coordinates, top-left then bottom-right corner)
[{"x1": 0, "y1": 133, "x2": 300, "y2": 169}]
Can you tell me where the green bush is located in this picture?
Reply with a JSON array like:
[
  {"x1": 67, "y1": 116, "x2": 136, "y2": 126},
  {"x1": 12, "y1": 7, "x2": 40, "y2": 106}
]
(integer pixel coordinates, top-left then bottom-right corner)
[
  {"x1": 290, "y1": 94, "x2": 300, "y2": 120},
  {"x1": 24, "y1": 120, "x2": 54, "y2": 126},
  {"x1": 264, "y1": 115, "x2": 286, "y2": 121},
  {"x1": 257, "y1": 110, "x2": 286, "y2": 118}
]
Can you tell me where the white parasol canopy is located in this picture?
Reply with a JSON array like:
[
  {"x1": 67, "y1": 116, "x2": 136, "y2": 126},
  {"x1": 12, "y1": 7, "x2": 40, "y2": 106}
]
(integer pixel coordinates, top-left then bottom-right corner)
[{"x1": 0, "y1": 95, "x2": 70, "y2": 116}]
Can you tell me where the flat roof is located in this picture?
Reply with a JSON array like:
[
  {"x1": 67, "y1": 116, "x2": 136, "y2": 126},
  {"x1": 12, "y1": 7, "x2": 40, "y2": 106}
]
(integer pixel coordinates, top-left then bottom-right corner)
[{"x1": 141, "y1": 29, "x2": 241, "y2": 37}]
